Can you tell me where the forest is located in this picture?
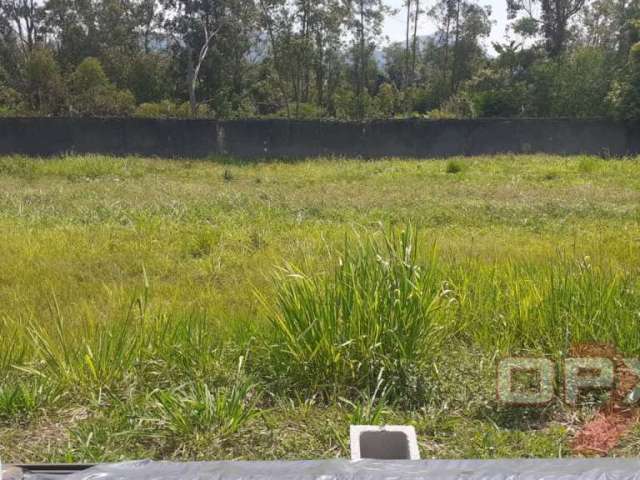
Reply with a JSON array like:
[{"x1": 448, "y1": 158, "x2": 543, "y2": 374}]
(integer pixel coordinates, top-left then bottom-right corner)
[{"x1": 0, "y1": 0, "x2": 639, "y2": 119}]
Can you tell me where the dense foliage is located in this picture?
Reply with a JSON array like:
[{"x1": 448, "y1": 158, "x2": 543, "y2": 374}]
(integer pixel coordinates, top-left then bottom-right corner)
[{"x1": 0, "y1": 0, "x2": 639, "y2": 119}]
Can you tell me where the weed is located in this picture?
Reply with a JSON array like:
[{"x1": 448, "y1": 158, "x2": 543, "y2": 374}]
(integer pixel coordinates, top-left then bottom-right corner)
[
  {"x1": 260, "y1": 226, "x2": 445, "y2": 399},
  {"x1": 446, "y1": 160, "x2": 463, "y2": 174},
  {"x1": 578, "y1": 156, "x2": 600, "y2": 174},
  {"x1": 152, "y1": 359, "x2": 259, "y2": 437},
  {"x1": 340, "y1": 370, "x2": 390, "y2": 425}
]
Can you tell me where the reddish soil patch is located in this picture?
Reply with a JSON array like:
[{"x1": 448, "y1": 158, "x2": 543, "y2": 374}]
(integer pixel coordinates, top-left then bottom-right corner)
[{"x1": 569, "y1": 343, "x2": 640, "y2": 455}]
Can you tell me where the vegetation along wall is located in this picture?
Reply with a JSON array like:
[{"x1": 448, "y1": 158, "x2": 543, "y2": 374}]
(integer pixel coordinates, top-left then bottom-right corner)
[{"x1": 1, "y1": 118, "x2": 639, "y2": 159}]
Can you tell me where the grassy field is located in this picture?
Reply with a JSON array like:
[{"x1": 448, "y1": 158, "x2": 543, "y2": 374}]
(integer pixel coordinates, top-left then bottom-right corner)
[{"x1": 0, "y1": 154, "x2": 639, "y2": 462}]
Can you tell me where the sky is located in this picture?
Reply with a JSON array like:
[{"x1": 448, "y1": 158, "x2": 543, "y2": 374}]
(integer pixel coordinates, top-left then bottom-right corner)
[{"x1": 381, "y1": 0, "x2": 510, "y2": 50}]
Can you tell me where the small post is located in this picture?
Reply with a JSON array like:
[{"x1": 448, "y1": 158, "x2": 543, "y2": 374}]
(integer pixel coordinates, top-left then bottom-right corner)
[{"x1": 350, "y1": 425, "x2": 420, "y2": 460}]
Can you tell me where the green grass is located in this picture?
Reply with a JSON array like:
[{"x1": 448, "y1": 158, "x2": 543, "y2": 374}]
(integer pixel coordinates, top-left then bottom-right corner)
[
  {"x1": 0, "y1": 154, "x2": 639, "y2": 462},
  {"x1": 260, "y1": 228, "x2": 444, "y2": 401}
]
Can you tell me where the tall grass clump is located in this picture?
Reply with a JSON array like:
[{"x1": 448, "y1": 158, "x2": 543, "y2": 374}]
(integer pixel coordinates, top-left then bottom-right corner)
[
  {"x1": 14, "y1": 288, "x2": 237, "y2": 404},
  {"x1": 451, "y1": 256, "x2": 640, "y2": 356},
  {"x1": 445, "y1": 160, "x2": 464, "y2": 174},
  {"x1": 152, "y1": 370, "x2": 259, "y2": 437},
  {"x1": 261, "y1": 227, "x2": 447, "y2": 401},
  {"x1": 577, "y1": 156, "x2": 600, "y2": 174}
]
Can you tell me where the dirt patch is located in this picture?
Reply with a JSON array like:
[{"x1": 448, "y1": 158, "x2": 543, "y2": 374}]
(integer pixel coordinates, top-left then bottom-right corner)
[{"x1": 569, "y1": 343, "x2": 640, "y2": 455}]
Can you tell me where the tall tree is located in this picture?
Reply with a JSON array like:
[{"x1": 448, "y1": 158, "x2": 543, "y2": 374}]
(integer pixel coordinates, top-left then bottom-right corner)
[
  {"x1": 163, "y1": 0, "x2": 248, "y2": 116},
  {"x1": 429, "y1": 0, "x2": 491, "y2": 95},
  {"x1": 411, "y1": 0, "x2": 421, "y2": 82},
  {"x1": 0, "y1": 0, "x2": 46, "y2": 52},
  {"x1": 404, "y1": 0, "x2": 412, "y2": 88},
  {"x1": 507, "y1": 0, "x2": 587, "y2": 56},
  {"x1": 579, "y1": 0, "x2": 640, "y2": 57},
  {"x1": 348, "y1": 0, "x2": 387, "y2": 118}
]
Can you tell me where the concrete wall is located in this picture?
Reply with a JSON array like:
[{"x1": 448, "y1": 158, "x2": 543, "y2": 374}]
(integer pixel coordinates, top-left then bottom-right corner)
[{"x1": 1, "y1": 117, "x2": 639, "y2": 158}]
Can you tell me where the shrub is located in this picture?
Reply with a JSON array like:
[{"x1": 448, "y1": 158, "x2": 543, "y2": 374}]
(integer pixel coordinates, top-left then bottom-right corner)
[
  {"x1": 428, "y1": 93, "x2": 476, "y2": 119},
  {"x1": 0, "y1": 85, "x2": 23, "y2": 116},
  {"x1": 428, "y1": 108, "x2": 457, "y2": 119},
  {"x1": 23, "y1": 48, "x2": 66, "y2": 115},
  {"x1": 134, "y1": 100, "x2": 177, "y2": 118},
  {"x1": 375, "y1": 82, "x2": 398, "y2": 118},
  {"x1": 134, "y1": 100, "x2": 208, "y2": 118},
  {"x1": 578, "y1": 156, "x2": 599, "y2": 173},
  {"x1": 466, "y1": 68, "x2": 527, "y2": 117},
  {"x1": 68, "y1": 57, "x2": 135, "y2": 116},
  {"x1": 609, "y1": 43, "x2": 640, "y2": 121},
  {"x1": 276, "y1": 102, "x2": 325, "y2": 119},
  {"x1": 260, "y1": 227, "x2": 446, "y2": 401},
  {"x1": 445, "y1": 160, "x2": 463, "y2": 174},
  {"x1": 151, "y1": 375, "x2": 259, "y2": 437},
  {"x1": 127, "y1": 53, "x2": 172, "y2": 104},
  {"x1": 93, "y1": 87, "x2": 136, "y2": 116},
  {"x1": 334, "y1": 88, "x2": 378, "y2": 119},
  {"x1": 69, "y1": 57, "x2": 109, "y2": 95}
]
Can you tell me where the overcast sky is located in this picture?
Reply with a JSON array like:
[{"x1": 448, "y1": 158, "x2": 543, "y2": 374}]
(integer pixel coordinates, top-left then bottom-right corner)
[{"x1": 381, "y1": 0, "x2": 510, "y2": 51}]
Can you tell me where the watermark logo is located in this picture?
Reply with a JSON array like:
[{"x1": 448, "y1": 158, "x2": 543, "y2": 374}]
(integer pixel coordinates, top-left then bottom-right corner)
[
  {"x1": 497, "y1": 345, "x2": 640, "y2": 454},
  {"x1": 497, "y1": 355, "x2": 640, "y2": 406}
]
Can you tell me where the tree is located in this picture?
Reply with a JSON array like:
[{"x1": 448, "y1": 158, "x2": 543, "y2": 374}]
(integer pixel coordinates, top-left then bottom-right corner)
[
  {"x1": 310, "y1": 0, "x2": 348, "y2": 113},
  {"x1": 0, "y1": 0, "x2": 45, "y2": 53},
  {"x1": 578, "y1": 0, "x2": 640, "y2": 59},
  {"x1": 257, "y1": 0, "x2": 293, "y2": 117},
  {"x1": 68, "y1": 57, "x2": 135, "y2": 116},
  {"x1": 383, "y1": 41, "x2": 407, "y2": 89},
  {"x1": 609, "y1": 42, "x2": 640, "y2": 119},
  {"x1": 410, "y1": 0, "x2": 422, "y2": 83},
  {"x1": 23, "y1": 47, "x2": 65, "y2": 114},
  {"x1": 401, "y1": 0, "x2": 423, "y2": 88},
  {"x1": 127, "y1": 52, "x2": 172, "y2": 103},
  {"x1": 43, "y1": 0, "x2": 99, "y2": 68},
  {"x1": 0, "y1": 82, "x2": 22, "y2": 115},
  {"x1": 375, "y1": 81, "x2": 398, "y2": 117},
  {"x1": 348, "y1": 0, "x2": 388, "y2": 118},
  {"x1": 163, "y1": 0, "x2": 245, "y2": 116},
  {"x1": 507, "y1": 0, "x2": 587, "y2": 57},
  {"x1": 0, "y1": 4, "x2": 21, "y2": 85},
  {"x1": 547, "y1": 47, "x2": 614, "y2": 116},
  {"x1": 257, "y1": 0, "x2": 347, "y2": 118},
  {"x1": 428, "y1": 0, "x2": 491, "y2": 96},
  {"x1": 404, "y1": 0, "x2": 411, "y2": 88}
]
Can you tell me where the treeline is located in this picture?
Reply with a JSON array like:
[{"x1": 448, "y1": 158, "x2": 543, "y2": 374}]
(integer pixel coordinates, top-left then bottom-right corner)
[{"x1": 0, "y1": 0, "x2": 639, "y2": 119}]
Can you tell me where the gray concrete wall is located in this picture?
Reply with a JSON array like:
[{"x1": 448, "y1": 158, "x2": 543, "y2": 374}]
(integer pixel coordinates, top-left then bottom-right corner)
[{"x1": 1, "y1": 117, "x2": 638, "y2": 158}]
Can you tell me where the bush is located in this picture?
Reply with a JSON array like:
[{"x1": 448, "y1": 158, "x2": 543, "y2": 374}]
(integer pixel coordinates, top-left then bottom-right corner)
[
  {"x1": 127, "y1": 53, "x2": 172, "y2": 104},
  {"x1": 428, "y1": 108, "x2": 457, "y2": 119},
  {"x1": 69, "y1": 57, "x2": 109, "y2": 94},
  {"x1": 445, "y1": 160, "x2": 464, "y2": 174},
  {"x1": 375, "y1": 82, "x2": 398, "y2": 118},
  {"x1": 276, "y1": 102, "x2": 325, "y2": 119},
  {"x1": 429, "y1": 93, "x2": 477, "y2": 119},
  {"x1": 93, "y1": 87, "x2": 136, "y2": 116},
  {"x1": 134, "y1": 100, "x2": 177, "y2": 118},
  {"x1": 68, "y1": 57, "x2": 135, "y2": 116},
  {"x1": 260, "y1": 227, "x2": 446, "y2": 401},
  {"x1": 0, "y1": 85, "x2": 23, "y2": 116},
  {"x1": 133, "y1": 100, "x2": 207, "y2": 118},
  {"x1": 609, "y1": 43, "x2": 640, "y2": 121},
  {"x1": 23, "y1": 48, "x2": 66, "y2": 115},
  {"x1": 467, "y1": 68, "x2": 527, "y2": 117},
  {"x1": 333, "y1": 88, "x2": 379, "y2": 119}
]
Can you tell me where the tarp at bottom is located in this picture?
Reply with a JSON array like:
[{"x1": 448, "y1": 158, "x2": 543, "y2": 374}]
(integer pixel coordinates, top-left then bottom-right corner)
[{"x1": 25, "y1": 459, "x2": 640, "y2": 480}]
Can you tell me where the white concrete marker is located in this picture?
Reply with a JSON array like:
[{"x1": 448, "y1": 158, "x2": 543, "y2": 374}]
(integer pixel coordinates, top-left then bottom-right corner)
[{"x1": 350, "y1": 425, "x2": 420, "y2": 460}]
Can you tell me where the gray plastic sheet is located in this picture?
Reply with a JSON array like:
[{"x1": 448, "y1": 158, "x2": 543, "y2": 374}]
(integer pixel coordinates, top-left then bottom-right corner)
[{"x1": 26, "y1": 459, "x2": 640, "y2": 480}]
